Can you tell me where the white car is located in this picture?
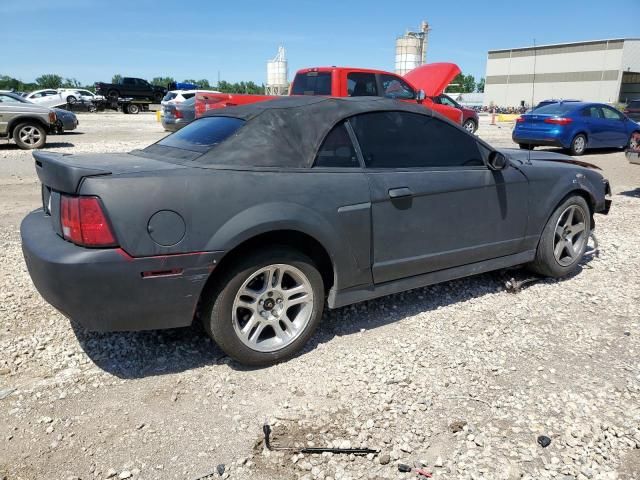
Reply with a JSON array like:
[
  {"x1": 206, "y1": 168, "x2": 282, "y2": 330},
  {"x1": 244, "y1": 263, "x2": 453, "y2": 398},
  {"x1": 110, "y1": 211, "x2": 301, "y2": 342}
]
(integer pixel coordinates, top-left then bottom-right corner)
[
  {"x1": 23, "y1": 89, "x2": 67, "y2": 108},
  {"x1": 57, "y1": 88, "x2": 105, "y2": 104},
  {"x1": 160, "y1": 89, "x2": 221, "y2": 117}
]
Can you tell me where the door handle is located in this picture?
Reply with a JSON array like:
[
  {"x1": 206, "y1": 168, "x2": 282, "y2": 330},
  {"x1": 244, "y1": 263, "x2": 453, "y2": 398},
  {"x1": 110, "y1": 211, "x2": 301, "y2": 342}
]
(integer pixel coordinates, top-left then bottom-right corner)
[{"x1": 388, "y1": 187, "x2": 413, "y2": 199}]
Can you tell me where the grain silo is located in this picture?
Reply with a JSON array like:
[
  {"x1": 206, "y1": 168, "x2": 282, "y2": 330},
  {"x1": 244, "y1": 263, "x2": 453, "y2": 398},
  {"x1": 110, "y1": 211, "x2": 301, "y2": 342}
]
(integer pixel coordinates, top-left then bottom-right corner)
[
  {"x1": 266, "y1": 46, "x2": 288, "y2": 96},
  {"x1": 395, "y1": 21, "x2": 430, "y2": 75}
]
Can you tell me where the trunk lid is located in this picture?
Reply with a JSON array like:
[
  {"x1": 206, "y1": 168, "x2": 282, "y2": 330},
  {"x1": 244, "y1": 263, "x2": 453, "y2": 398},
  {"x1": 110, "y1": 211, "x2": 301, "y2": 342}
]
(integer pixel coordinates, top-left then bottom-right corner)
[
  {"x1": 403, "y1": 63, "x2": 461, "y2": 97},
  {"x1": 34, "y1": 151, "x2": 182, "y2": 194}
]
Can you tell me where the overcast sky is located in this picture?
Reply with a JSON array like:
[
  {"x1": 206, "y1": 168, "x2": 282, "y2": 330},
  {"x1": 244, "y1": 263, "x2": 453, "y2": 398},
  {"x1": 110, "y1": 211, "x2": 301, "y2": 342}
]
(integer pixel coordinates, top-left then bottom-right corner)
[{"x1": 1, "y1": 0, "x2": 638, "y2": 85}]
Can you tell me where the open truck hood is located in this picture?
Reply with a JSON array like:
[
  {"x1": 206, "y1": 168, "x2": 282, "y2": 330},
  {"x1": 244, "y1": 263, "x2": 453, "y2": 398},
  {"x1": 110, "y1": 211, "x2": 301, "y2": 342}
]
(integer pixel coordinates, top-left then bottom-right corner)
[{"x1": 403, "y1": 63, "x2": 461, "y2": 97}]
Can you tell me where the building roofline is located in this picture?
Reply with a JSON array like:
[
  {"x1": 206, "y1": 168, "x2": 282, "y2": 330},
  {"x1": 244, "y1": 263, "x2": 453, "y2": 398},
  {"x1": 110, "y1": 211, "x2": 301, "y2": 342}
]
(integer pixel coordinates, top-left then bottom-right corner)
[{"x1": 488, "y1": 38, "x2": 640, "y2": 54}]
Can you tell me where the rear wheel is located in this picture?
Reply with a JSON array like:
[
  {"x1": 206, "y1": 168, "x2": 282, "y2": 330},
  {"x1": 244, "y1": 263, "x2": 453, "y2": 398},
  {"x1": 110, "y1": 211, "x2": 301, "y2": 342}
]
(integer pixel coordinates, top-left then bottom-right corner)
[
  {"x1": 153, "y1": 92, "x2": 163, "y2": 102},
  {"x1": 519, "y1": 143, "x2": 534, "y2": 150},
  {"x1": 202, "y1": 248, "x2": 325, "y2": 366},
  {"x1": 12, "y1": 122, "x2": 46, "y2": 149},
  {"x1": 126, "y1": 103, "x2": 140, "y2": 114},
  {"x1": 66, "y1": 95, "x2": 77, "y2": 104},
  {"x1": 107, "y1": 89, "x2": 119, "y2": 100},
  {"x1": 569, "y1": 134, "x2": 587, "y2": 156},
  {"x1": 529, "y1": 195, "x2": 590, "y2": 277}
]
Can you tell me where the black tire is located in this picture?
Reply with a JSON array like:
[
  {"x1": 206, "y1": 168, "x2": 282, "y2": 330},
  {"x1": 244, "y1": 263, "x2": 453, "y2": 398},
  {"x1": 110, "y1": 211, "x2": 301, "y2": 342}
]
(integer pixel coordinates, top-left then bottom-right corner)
[
  {"x1": 202, "y1": 247, "x2": 325, "y2": 366},
  {"x1": 519, "y1": 143, "x2": 534, "y2": 150},
  {"x1": 126, "y1": 104, "x2": 140, "y2": 114},
  {"x1": 107, "y1": 89, "x2": 119, "y2": 100},
  {"x1": 463, "y1": 119, "x2": 477, "y2": 133},
  {"x1": 569, "y1": 133, "x2": 587, "y2": 156},
  {"x1": 88, "y1": 104, "x2": 97, "y2": 113},
  {"x1": 627, "y1": 131, "x2": 640, "y2": 150},
  {"x1": 529, "y1": 195, "x2": 591, "y2": 278},
  {"x1": 153, "y1": 92, "x2": 163, "y2": 103},
  {"x1": 66, "y1": 95, "x2": 77, "y2": 104},
  {"x1": 12, "y1": 122, "x2": 46, "y2": 150}
]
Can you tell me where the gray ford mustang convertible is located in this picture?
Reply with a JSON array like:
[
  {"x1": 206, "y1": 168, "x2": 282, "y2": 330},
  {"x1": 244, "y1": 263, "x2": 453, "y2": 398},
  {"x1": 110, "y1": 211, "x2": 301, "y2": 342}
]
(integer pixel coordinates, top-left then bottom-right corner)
[{"x1": 21, "y1": 96, "x2": 611, "y2": 365}]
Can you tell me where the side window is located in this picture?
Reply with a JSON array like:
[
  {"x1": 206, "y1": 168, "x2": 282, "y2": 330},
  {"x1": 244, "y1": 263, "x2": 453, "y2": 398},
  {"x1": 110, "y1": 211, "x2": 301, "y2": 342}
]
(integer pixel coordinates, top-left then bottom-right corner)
[
  {"x1": 347, "y1": 73, "x2": 378, "y2": 97},
  {"x1": 440, "y1": 96, "x2": 457, "y2": 107},
  {"x1": 350, "y1": 111, "x2": 483, "y2": 169},
  {"x1": 314, "y1": 122, "x2": 359, "y2": 168},
  {"x1": 602, "y1": 106, "x2": 623, "y2": 120},
  {"x1": 379, "y1": 74, "x2": 415, "y2": 100},
  {"x1": 123, "y1": 78, "x2": 135, "y2": 85}
]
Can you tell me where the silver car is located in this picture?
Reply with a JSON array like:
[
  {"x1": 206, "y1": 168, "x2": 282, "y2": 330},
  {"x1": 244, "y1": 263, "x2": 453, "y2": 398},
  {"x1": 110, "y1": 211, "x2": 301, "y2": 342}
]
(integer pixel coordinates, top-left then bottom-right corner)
[{"x1": 0, "y1": 92, "x2": 57, "y2": 149}]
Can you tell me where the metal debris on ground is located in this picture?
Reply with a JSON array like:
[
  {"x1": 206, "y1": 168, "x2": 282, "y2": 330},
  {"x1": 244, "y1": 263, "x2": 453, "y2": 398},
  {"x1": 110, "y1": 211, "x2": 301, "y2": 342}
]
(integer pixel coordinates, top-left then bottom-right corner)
[
  {"x1": 449, "y1": 420, "x2": 467, "y2": 433},
  {"x1": 537, "y1": 435, "x2": 552, "y2": 448},
  {"x1": 262, "y1": 422, "x2": 378, "y2": 455},
  {"x1": 398, "y1": 463, "x2": 433, "y2": 478}
]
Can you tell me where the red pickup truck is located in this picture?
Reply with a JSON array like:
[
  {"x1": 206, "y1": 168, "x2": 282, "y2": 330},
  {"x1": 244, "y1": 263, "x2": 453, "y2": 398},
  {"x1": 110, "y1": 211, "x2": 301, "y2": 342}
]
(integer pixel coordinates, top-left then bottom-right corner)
[{"x1": 195, "y1": 63, "x2": 463, "y2": 124}]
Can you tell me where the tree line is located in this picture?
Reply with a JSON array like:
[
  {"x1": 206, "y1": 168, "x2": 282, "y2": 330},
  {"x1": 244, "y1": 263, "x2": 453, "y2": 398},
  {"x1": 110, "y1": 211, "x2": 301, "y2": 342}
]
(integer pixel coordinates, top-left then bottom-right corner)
[
  {"x1": 2, "y1": 72, "x2": 484, "y2": 95},
  {"x1": 0, "y1": 73, "x2": 266, "y2": 94}
]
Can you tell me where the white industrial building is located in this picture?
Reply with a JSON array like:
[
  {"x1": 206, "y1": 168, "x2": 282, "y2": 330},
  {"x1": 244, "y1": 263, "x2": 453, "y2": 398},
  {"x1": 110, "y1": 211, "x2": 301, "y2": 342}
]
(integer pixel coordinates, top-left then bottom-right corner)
[{"x1": 483, "y1": 38, "x2": 640, "y2": 107}]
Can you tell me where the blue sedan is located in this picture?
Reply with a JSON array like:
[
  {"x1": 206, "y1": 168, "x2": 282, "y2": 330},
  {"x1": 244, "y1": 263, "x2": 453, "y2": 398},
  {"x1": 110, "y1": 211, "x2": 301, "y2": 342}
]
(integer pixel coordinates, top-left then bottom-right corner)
[{"x1": 513, "y1": 101, "x2": 640, "y2": 156}]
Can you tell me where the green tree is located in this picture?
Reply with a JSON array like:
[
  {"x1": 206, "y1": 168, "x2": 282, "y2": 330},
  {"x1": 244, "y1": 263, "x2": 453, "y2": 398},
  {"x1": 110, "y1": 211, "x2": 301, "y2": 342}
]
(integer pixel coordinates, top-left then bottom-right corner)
[
  {"x1": 35, "y1": 74, "x2": 63, "y2": 89},
  {"x1": 448, "y1": 73, "x2": 476, "y2": 93},
  {"x1": 477, "y1": 77, "x2": 485, "y2": 93},
  {"x1": 182, "y1": 79, "x2": 197, "y2": 85},
  {"x1": 112, "y1": 74, "x2": 122, "y2": 84},
  {"x1": 150, "y1": 76, "x2": 174, "y2": 87},
  {"x1": 63, "y1": 77, "x2": 81, "y2": 88},
  {"x1": 197, "y1": 79, "x2": 211, "y2": 89}
]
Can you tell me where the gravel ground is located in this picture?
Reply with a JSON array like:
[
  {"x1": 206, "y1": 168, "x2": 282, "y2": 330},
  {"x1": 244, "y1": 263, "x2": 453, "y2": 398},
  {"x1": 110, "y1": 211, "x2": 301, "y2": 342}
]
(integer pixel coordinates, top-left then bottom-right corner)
[{"x1": 1, "y1": 113, "x2": 639, "y2": 480}]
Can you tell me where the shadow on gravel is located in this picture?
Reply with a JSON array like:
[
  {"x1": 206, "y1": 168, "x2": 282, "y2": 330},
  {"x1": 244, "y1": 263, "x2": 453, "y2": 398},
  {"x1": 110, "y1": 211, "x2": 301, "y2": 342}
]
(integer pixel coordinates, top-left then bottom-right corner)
[
  {"x1": 620, "y1": 188, "x2": 640, "y2": 198},
  {"x1": 71, "y1": 321, "x2": 227, "y2": 379},
  {"x1": 72, "y1": 258, "x2": 592, "y2": 378},
  {"x1": 0, "y1": 142, "x2": 75, "y2": 150}
]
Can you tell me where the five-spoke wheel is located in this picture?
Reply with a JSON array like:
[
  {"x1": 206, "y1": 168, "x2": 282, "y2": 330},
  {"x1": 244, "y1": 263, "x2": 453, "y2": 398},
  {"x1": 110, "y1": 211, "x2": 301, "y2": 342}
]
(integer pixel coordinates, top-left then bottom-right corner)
[{"x1": 202, "y1": 248, "x2": 324, "y2": 366}]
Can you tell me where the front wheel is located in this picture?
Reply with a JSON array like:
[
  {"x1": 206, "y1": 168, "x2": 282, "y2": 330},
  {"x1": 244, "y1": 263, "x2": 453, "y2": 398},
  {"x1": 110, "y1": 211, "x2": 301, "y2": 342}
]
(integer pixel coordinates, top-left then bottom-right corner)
[
  {"x1": 569, "y1": 134, "x2": 587, "y2": 156},
  {"x1": 126, "y1": 103, "x2": 140, "y2": 114},
  {"x1": 529, "y1": 195, "x2": 591, "y2": 277},
  {"x1": 203, "y1": 248, "x2": 325, "y2": 366},
  {"x1": 463, "y1": 119, "x2": 477, "y2": 133},
  {"x1": 66, "y1": 95, "x2": 77, "y2": 104},
  {"x1": 13, "y1": 122, "x2": 46, "y2": 149}
]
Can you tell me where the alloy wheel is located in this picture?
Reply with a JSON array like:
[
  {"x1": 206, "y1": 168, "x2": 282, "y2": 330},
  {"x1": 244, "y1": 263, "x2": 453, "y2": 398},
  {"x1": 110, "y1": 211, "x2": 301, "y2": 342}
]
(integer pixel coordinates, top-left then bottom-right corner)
[
  {"x1": 232, "y1": 264, "x2": 314, "y2": 352},
  {"x1": 573, "y1": 136, "x2": 586, "y2": 154},
  {"x1": 463, "y1": 120, "x2": 475, "y2": 133},
  {"x1": 553, "y1": 205, "x2": 587, "y2": 267},
  {"x1": 18, "y1": 126, "x2": 42, "y2": 146}
]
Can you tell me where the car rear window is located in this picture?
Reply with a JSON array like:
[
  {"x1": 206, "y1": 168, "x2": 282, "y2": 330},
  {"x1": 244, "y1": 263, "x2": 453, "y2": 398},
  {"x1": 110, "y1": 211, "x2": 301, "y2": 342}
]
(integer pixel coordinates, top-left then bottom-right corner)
[
  {"x1": 155, "y1": 116, "x2": 245, "y2": 153},
  {"x1": 532, "y1": 103, "x2": 579, "y2": 115},
  {"x1": 182, "y1": 93, "x2": 196, "y2": 100},
  {"x1": 163, "y1": 92, "x2": 177, "y2": 102},
  {"x1": 291, "y1": 72, "x2": 332, "y2": 96}
]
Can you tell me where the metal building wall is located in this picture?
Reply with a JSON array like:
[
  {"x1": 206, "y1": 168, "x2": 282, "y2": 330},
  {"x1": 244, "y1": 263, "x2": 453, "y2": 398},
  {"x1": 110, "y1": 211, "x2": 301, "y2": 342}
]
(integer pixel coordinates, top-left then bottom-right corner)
[{"x1": 483, "y1": 39, "x2": 631, "y2": 107}]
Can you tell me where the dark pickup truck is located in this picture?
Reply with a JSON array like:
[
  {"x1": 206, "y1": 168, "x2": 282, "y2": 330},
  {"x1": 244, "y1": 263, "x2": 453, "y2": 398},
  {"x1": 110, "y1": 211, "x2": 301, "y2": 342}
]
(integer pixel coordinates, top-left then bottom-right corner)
[{"x1": 95, "y1": 77, "x2": 166, "y2": 102}]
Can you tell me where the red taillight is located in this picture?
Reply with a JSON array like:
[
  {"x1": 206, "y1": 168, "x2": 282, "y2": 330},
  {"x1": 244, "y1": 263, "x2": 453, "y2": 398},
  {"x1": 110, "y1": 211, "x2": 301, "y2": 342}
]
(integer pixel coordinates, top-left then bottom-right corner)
[
  {"x1": 516, "y1": 116, "x2": 525, "y2": 123},
  {"x1": 60, "y1": 195, "x2": 117, "y2": 247},
  {"x1": 174, "y1": 108, "x2": 183, "y2": 119},
  {"x1": 49, "y1": 111, "x2": 57, "y2": 123},
  {"x1": 544, "y1": 117, "x2": 572, "y2": 125}
]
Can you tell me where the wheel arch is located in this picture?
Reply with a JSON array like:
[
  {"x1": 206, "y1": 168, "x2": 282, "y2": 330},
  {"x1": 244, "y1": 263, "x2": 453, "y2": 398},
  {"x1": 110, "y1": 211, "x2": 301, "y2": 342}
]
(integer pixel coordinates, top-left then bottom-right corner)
[
  {"x1": 8, "y1": 116, "x2": 49, "y2": 136},
  {"x1": 194, "y1": 229, "x2": 335, "y2": 325}
]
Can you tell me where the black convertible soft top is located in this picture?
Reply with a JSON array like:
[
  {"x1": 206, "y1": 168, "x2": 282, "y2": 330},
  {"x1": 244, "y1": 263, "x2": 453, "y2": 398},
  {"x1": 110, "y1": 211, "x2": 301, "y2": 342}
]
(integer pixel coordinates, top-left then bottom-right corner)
[{"x1": 197, "y1": 96, "x2": 438, "y2": 168}]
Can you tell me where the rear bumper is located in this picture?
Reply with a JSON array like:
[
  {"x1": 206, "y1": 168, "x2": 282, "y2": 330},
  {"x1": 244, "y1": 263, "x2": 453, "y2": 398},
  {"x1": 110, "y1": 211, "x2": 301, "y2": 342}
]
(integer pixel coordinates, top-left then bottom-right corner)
[
  {"x1": 161, "y1": 118, "x2": 189, "y2": 132},
  {"x1": 512, "y1": 129, "x2": 569, "y2": 148},
  {"x1": 21, "y1": 210, "x2": 223, "y2": 332}
]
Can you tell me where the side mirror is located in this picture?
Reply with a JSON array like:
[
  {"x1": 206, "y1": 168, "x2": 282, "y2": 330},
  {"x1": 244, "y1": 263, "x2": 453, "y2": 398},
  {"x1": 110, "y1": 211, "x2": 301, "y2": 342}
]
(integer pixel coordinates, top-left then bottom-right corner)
[
  {"x1": 415, "y1": 89, "x2": 426, "y2": 102},
  {"x1": 488, "y1": 151, "x2": 509, "y2": 170}
]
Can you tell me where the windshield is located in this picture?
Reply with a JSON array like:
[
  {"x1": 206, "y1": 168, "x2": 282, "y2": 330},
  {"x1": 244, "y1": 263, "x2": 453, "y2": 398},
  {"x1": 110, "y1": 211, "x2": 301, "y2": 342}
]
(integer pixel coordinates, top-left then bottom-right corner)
[
  {"x1": 153, "y1": 116, "x2": 245, "y2": 153},
  {"x1": 291, "y1": 72, "x2": 332, "y2": 96},
  {"x1": 531, "y1": 103, "x2": 579, "y2": 115}
]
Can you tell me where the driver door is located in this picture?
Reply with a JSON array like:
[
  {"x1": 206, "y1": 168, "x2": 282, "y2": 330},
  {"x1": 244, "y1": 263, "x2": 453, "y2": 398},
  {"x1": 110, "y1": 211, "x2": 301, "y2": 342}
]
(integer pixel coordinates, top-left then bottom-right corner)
[{"x1": 349, "y1": 111, "x2": 529, "y2": 283}]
